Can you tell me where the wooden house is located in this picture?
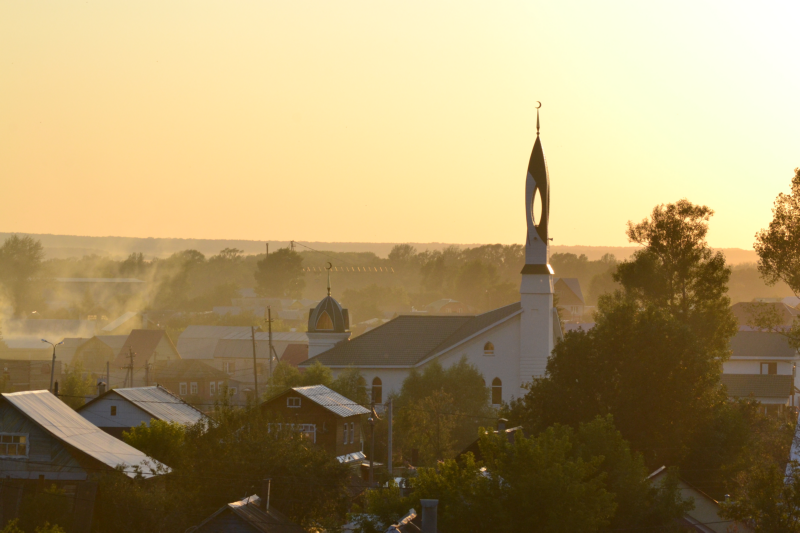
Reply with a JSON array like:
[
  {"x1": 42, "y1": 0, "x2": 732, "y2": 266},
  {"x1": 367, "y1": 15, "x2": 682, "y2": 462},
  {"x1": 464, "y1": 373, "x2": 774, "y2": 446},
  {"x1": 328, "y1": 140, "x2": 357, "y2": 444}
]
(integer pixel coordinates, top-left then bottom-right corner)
[
  {"x1": 113, "y1": 329, "x2": 181, "y2": 388},
  {"x1": 260, "y1": 385, "x2": 370, "y2": 462},
  {"x1": 77, "y1": 385, "x2": 206, "y2": 439},
  {"x1": 0, "y1": 391, "x2": 168, "y2": 530},
  {"x1": 0, "y1": 360, "x2": 62, "y2": 393},
  {"x1": 151, "y1": 359, "x2": 244, "y2": 404}
]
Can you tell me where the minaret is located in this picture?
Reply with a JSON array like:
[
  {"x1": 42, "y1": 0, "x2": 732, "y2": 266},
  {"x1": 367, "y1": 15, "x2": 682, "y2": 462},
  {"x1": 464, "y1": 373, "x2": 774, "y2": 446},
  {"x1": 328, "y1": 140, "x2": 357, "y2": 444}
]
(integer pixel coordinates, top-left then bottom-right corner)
[{"x1": 519, "y1": 103, "x2": 555, "y2": 388}]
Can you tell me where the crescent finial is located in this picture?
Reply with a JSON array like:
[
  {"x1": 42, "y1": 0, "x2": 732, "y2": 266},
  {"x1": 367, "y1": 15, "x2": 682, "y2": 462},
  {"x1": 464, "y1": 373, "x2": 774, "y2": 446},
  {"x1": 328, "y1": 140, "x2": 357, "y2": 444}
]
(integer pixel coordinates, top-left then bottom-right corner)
[
  {"x1": 535, "y1": 101, "x2": 542, "y2": 109},
  {"x1": 535, "y1": 101, "x2": 541, "y2": 135}
]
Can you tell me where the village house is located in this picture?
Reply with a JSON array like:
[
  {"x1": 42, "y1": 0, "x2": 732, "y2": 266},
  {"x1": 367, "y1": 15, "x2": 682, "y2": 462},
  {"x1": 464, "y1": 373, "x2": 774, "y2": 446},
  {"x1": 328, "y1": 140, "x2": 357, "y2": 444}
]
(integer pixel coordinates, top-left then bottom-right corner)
[
  {"x1": 70, "y1": 335, "x2": 128, "y2": 374},
  {"x1": 77, "y1": 384, "x2": 207, "y2": 438},
  {"x1": 722, "y1": 329, "x2": 800, "y2": 411},
  {"x1": 260, "y1": 385, "x2": 370, "y2": 463},
  {"x1": 0, "y1": 360, "x2": 62, "y2": 393},
  {"x1": 193, "y1": 492, "x2": 304, "y2": 533},
  {"x1": 150, "y1": 359, "x2": 244, "y2": 404},
  {"x1": 0, "y1": 390, "x2": 168, "y2": 530},
  {"x1": 113, "y1": 329, "x2": 181, "y2": 388}
]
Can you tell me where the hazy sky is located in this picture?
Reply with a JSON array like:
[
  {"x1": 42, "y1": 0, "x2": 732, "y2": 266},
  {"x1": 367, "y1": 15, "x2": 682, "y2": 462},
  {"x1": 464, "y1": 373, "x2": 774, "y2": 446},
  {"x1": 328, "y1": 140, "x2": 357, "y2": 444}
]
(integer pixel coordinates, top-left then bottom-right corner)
[{"x1": 2, "y1": 1, "x2": 799, "y2": 249}]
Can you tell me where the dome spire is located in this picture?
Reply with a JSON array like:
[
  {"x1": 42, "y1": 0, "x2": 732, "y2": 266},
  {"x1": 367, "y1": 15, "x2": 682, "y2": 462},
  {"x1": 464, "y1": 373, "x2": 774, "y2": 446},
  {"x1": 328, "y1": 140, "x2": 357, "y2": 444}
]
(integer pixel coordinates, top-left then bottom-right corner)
[
  {"x1": 326, "y1": 262, "x2": 332, "y2": 296},
  {"x1": 522, "y1": 101, "x2": 551, "y2": 271}
]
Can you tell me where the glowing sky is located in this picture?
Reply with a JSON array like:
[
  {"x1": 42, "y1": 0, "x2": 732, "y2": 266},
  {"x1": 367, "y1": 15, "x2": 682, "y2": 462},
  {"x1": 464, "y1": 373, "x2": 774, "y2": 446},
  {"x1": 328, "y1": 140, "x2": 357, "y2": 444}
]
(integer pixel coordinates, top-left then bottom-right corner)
[{"x1": 2, "y1": 1, "x2": 799, "y2": 249}]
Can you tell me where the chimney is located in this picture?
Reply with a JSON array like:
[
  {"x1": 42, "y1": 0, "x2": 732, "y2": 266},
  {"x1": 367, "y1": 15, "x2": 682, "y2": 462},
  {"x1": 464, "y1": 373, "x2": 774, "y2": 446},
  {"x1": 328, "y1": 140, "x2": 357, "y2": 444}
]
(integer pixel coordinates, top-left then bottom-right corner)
[
  {"x1": 420, "y1": 499, "x2": 438, "y2": 533},
  {"x1": 497, "y1": 418, "x2": 507, "y2": 432}
]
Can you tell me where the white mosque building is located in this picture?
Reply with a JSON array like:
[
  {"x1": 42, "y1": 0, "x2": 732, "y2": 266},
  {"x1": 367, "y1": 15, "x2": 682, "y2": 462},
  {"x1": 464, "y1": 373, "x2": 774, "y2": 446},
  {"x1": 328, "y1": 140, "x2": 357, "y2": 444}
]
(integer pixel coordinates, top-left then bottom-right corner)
[{"x1": 299, "y1": 113, "x2": 561, "y2": 406}]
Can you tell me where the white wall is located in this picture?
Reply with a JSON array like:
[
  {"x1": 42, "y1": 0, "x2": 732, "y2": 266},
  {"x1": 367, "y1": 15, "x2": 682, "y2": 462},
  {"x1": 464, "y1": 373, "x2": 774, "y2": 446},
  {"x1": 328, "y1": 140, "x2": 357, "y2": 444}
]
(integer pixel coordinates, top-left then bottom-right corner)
[
  {"x1": 79, "y1": 392, "x2": 154, "y2": 428},
  {"x1": 723, "y1": 360, "x2": 794, "y2": 375},
  {"x1": 331, "y1": 315, "x2": 524, "y2": 405}
]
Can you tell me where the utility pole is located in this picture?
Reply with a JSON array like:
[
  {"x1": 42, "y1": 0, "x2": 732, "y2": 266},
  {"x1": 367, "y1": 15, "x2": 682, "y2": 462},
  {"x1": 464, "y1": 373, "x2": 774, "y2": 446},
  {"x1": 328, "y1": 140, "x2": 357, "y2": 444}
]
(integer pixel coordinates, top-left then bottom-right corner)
[
  {"x1": 369, "y1": 401, "x2": 376, "y2": 486},
  {"x1": 106, "y1": 361, "x2": 110, "y2": 391},
  {"x1": 290, "y1": 240, "x2": 295, "y2": 252},
  {"x1": 267, "y1": 307, "x2": 275, "y2": 387},
  {"x1": 251, "y1": 326, "x2": 259, "y2": 401},
  {"x1": 266, "y1": 242, "x2": 269, "y2": 256},
  {"x1": 387, "y1": 398, "x2": 393, "y2": 475},
  {"x1": 40, "y1": 338, "x2": 63, "y2": 393},
  {"x1": 144, "y1": 362, "x2": 149, "y2": 386},
  {"x1": 126, "y1": 346, "x2": 135, "y2": 388}
]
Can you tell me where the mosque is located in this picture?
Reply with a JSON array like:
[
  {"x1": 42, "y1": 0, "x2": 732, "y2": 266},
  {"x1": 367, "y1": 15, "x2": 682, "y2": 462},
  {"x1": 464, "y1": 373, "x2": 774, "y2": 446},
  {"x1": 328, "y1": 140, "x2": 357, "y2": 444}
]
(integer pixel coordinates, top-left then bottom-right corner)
[{"x1": 298, "y1": 112, "x2": 561, "y2": 406}]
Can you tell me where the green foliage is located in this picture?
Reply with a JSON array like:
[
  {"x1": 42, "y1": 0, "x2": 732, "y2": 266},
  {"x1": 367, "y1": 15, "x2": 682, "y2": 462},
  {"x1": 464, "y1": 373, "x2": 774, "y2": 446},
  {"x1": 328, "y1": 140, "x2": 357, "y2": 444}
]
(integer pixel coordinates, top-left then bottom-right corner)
[
  {"x1": 393, "y1": 358, "x2": 494, "y2": 465},
  {"x1": 342, "y1": 284, "x2": 410, "y2": 321},
  {"x1": 254, "y1": 247, "x2": 306, "y2": 298},
  {"x1": 18, "y1": 485, "x2": 71, "y2": 532},
  {"x1": 359, "y1": 416, "x2": 688, "y2": 533},
  {"x1": 268, "y1": 361, "x2": 367, "y2": 404},
  {"x1": 0, "y1": 235, "x2": 45, "y2": 317},
  {"x1": 59, "y1": 362, "x2": 95, "y2": 410},
  {"x1": 755, "y1": 167, "x2": 800, "y2": 296},
  {"x1": 722, "y1": 461, "x2": 800, "y2": 532},
  {"x1": 97, "y1": 407, "x2": 352, "y2": 532},
  {"x1": 0, "y1": 520, "x2": 63, "y2": 533},
  {"x1": 123, "y1": 419, "x2": 187, "y2": 468}
]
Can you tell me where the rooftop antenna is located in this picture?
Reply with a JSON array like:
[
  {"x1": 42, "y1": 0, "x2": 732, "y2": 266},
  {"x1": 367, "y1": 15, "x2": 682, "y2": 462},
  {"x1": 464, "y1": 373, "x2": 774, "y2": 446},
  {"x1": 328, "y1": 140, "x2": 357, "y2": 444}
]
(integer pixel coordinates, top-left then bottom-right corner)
[
  {"x1": 536, "y1": 101, "x2": 541, "y2": 136},
  {"x1": 325, "y1": 262, "x2": 332, "y2": 296}
]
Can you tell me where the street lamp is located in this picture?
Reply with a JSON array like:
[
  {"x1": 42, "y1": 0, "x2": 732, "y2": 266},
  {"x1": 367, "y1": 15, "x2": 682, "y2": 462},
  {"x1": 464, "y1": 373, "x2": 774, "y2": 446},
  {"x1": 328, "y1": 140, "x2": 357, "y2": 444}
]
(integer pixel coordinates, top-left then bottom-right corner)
[{"x1": 41, "y1": 339, "x2": 63, "y2": 393}]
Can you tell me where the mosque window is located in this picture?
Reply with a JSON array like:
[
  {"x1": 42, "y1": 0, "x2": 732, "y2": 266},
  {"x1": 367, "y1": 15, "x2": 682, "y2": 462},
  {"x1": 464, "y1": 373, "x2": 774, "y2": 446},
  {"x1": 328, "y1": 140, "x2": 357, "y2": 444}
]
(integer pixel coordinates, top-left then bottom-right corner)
[
  {"x1": 372, "y1": 377, "x2": 383, "y2": 404},
  {"x1": 316, "y1": 311, "x2": 334, "y2": 330},
  {"x1": 491, "y1": 378, "x2": 502, "y2": 405},
  {"x1": 483, "y1": 342, "x2": 495, "y2": 356}
]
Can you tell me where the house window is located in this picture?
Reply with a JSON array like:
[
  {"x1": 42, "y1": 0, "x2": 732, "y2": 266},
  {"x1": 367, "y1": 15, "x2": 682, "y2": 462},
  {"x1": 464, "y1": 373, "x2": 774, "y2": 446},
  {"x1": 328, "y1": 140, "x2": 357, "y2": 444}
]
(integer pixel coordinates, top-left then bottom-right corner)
[
  {"x1": 484, "y1": 342, "x2": 495, "y2": 356},
  {"x1": 299, "y1": 424, "x2": 316, "y2": 443},
  {"x1": 343, "y1": 423, "x2": 348, "y2": 445},
  {"x1": 491, "y1": 378, "x2": 502, "y2": 405},
  {"x1": 224, "y1": 362, "x2": 235, "y2": 375},
  {"x1": 287, "y1": 397, "x2": 301, "y2": 408},
  {"x1": 209, "y1": 382, "x2": 216, "y2": 395},
  {"x1": 110, "y1": 406, "x2": 117, "y2": 416},
  {"x1": 190, "y1": 382, "x2": 198, "y2": 395},
  {"x1": 316, "y1": 311, "x2": 334, "y2": 330},
  {"x1": 179, "y1": 383, "x2": 187, "y2": 395},
  {"x1": 372, "y1": 377, "x2": 382, "y2": 404},
  {"x1": 761, "y1": 362, "x2": 778, "y2": 375},
  {"x1": 0, "y1": 434, "x2": 28, "y2": 457},
  {"x1": 350, "y1": 422, "x2": 355, "y2": 444}
]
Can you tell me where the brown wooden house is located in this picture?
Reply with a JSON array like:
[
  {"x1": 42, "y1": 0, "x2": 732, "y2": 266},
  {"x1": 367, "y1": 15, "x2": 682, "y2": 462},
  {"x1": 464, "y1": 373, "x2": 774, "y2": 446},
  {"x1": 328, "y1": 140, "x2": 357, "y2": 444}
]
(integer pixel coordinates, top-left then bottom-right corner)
[
  {"x1": 260, "y1": 385, "x2": 370, "y2": 461},
  {"x1": 151, "y1": 359, "x2": 243, "y2": 405}
]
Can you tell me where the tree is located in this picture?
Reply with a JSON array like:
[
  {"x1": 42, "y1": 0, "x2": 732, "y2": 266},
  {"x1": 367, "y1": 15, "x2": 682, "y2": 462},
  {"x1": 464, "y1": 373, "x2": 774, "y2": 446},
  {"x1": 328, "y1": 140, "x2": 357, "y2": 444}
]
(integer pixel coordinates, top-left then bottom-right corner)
[
  {"x1": 509, "y1": 199, "x2": 737, "y2": 468},
  {"x1": 18, "y1": 485, "x2": 71, "y2": 532},
  {"x1": 0, "y1": 235, "x2": 45, "y2": 317},
  {"x1": 393, "y1": 358, "x2": 494, "y2": 465},
  {"x1": 342, "y1": 284, "x2": 410, "y2": 321},
  {"x1": 616, "y1": 199, "x2": 737, "y2": 356},
  {"x1": 59, "y1": 362, "x2": 95, "y2": 410},
  {"x1": 722, "y1": 461, "x2": 800, "y2": 532},
  {"x1": 123, "y1": 419, "x2": 187, "y2": 469},
  {"x1": 254, "y1": 248, "x2": 305, "y2": 298},
  {"x1": 755, "y1": 168, "x2": 800, "y2": 296}
]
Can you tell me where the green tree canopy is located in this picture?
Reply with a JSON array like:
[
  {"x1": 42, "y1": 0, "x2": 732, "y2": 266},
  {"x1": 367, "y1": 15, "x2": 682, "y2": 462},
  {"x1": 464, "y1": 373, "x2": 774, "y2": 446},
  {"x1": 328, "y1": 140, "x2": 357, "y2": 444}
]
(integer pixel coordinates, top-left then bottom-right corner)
[
  {"x1": 254, "y1": 247, "x2": 306, "y2": 298},
  {"x1": 0, "y1": 235, "x2": 44, "y2": 317}
]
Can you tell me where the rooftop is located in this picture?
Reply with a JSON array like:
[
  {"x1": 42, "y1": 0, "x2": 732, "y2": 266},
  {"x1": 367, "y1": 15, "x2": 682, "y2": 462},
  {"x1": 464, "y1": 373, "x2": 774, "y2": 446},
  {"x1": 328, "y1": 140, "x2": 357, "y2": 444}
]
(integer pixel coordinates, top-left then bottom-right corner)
[
  {"x1": 79, "y1": 385, "x2": 206, "y2": 426},
  {"x1": 720, "y1": 374, "x2": 794, "y2": 399}
]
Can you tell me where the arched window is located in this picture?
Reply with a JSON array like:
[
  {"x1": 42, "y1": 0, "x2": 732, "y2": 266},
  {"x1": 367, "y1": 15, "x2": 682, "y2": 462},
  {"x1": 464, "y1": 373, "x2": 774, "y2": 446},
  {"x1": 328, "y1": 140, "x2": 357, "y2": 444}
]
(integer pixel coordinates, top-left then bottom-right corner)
[
  {"x1": 316, "y1": 311, "x2": 334, "y2": 330},
  {"x1": 483, "y1": 342, "x2": 495, "y2": 356},
  {"x1": 372, "y1": 377, "x2": 383, "y2": 404},
  {"x1": 491, "y1": 378, "x2": 502, "y2": 405}
]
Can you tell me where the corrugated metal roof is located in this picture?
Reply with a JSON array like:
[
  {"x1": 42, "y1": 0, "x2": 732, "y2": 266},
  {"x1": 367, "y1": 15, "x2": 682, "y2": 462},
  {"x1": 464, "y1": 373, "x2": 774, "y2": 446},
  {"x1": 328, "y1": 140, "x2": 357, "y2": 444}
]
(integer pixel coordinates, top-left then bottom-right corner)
[
  {"x1": 109, "y1": 386, "x2": 206, "y2": 425},
  {"x1": 3, "y1": 390, "x2": 168, "y2": 478},
  {"x1": 730, "y1": 331, "x2": 798, "y2": 359},
  {"x1": 292, "y1": 385, "x2": 370, "y2": 417}
]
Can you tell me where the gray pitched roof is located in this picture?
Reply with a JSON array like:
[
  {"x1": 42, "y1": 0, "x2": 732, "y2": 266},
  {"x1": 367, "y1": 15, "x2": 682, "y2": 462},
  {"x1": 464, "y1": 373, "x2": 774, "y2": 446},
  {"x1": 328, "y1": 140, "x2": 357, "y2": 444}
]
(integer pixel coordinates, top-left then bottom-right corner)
[
  {"x1": 300, "y1": 302, "x2": 522, "y2": 368},
  {"x1": 289, "y1": 385, "x2": 370, "y2": 417},
  {"x1": 3, "y1": 390, "x2": 168, "y2": 478},
  {"x1": 720, "y1": 374, "x2": 794, "y2": 399},
  {"x1": 730, "y1": 331, "x2": 798, "y2": 359},
  {"x1": 554, "y1": 278, "x2": 584, "y2": 305},
  {"x1": 79, "y1": 385, "x2": 206, "y2": 425}
]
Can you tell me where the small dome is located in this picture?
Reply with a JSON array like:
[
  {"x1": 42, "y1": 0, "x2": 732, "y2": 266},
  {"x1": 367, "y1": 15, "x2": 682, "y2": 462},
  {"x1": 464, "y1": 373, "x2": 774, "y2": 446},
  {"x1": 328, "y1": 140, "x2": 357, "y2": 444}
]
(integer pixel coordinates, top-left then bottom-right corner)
[{"x1": 308, "y1": 296, "x2": 350, "y2": 333}]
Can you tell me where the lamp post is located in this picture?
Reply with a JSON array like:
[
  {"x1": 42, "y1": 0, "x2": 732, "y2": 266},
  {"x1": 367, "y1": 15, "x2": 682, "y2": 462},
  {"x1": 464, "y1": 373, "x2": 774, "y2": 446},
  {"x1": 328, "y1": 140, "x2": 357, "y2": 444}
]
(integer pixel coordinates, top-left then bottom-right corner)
[{"x1": 41, "y1": 339, "x2": 64, "y2": 393}]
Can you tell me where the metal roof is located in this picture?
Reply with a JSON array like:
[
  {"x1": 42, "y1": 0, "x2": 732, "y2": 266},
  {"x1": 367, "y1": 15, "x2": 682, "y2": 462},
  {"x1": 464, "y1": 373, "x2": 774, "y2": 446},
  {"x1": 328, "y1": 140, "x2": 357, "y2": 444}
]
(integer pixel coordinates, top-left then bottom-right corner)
[
  {"x1": 730, "y1": 331, "x2": 799, "y2": 359},
  {"x1": 3, "y1": 390, "x2": 168, "y2": 478},
  {"x1": 301, "y1": 303, "x2": 522, "y2": 368},
  {"x1": 94, "y1": 385, "x2": 206, "y2": 425},
  {"x1": 291, "y1": 385, "x2": 370, "y2": 417}
]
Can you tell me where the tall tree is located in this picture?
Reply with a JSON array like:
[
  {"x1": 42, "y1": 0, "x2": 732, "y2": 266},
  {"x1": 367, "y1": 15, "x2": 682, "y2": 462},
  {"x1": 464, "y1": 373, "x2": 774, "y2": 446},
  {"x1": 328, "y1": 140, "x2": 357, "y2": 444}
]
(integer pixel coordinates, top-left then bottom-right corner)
[
  {"x1": 755, "y1": 168, "x2": 800, "y2": 297},
  {"x1": 0, "y1": 235, "x2": 44, "y2": 317},
  {"x1": 254, "y1": 247, "x2": 306, "y2": 298}
]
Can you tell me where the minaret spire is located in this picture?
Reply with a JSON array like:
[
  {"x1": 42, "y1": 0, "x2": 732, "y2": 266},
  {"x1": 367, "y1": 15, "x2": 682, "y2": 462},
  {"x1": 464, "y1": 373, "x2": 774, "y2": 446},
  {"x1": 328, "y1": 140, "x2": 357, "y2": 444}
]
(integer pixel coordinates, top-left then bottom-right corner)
[{"x1": 523, "y1": 101, "x2": 551, "y2": 271}]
